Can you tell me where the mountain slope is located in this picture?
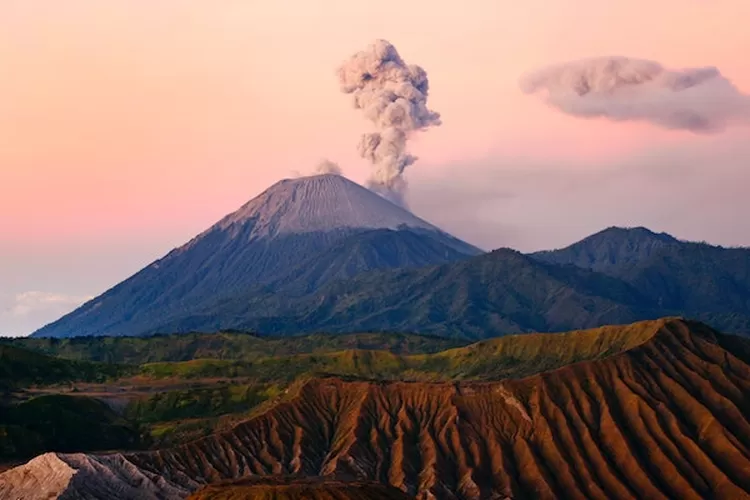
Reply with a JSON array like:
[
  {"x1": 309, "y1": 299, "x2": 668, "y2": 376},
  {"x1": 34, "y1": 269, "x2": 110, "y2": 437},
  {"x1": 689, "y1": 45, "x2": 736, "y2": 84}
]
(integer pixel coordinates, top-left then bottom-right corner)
[
  {"x1": 90, "y1": 319, "x2": 750, "y2": 499},
  {"x1": 188, "y1": 478, "x2": 414, "y2": 500},
  {"x1": 153, "y1": 248, "x2": 654, "y2": 338},
  {"x1": 266, "y1": 228, "x2": 475, "y2": 295},
  {"x1": 8, "y1": 331, "x2": 464, "y2": 364},
  {"x1": 531, "y1": 226, "x2": 681, "y2": 273},
  {"x1": 5, "y1": 319, "x2": 750, "y2": 499},
  {"x1": 0, "y1": 344, "x2": 129, "y2": 390},
  {"x1": 533, "y1": 226, "x2": 750, "y2": 331},
  {"x1": 32, "y1": 174, "x2": 480, "y2": 338}
]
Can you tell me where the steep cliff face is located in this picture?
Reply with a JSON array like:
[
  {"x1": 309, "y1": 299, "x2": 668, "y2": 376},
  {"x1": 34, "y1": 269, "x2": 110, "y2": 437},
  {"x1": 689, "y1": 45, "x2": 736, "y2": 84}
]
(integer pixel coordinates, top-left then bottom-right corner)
[{"x1": 4, "y1": 319, "x2": 750, "y2": 499}]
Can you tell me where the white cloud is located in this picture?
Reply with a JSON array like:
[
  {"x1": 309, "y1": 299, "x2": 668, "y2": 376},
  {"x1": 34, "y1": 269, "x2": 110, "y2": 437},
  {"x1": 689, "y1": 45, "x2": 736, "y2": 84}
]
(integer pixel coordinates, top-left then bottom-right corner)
[
  {"x1": 409, "y1": 132, "x2": 750, "y2": 253},
  {"x1": 0, "y1": 291, "x2": 92, "y2": 337}
]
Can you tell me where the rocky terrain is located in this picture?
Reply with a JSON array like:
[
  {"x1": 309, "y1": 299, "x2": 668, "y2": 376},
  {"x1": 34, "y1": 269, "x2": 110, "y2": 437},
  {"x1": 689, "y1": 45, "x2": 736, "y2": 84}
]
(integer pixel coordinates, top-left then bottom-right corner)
[
  {"x1": 187, "y1": 477, "x2": 413, "y2": 500},
  {"x1": 3, "y1": 318, "x2": 750, "y2": 499}
]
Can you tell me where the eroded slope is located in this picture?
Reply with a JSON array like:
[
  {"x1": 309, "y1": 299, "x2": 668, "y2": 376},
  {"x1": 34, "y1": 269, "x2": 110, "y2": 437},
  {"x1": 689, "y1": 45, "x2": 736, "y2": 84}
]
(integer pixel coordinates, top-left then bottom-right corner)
[
  {"x1": 3, "y1": 318, "x2": 750, "y2": 499},
  {"x1": 188, "y1": 477, "x2": 413, "y2": 500},
  {"x1": 125, "y1": 319, "x2": 750, "y2": 499}
]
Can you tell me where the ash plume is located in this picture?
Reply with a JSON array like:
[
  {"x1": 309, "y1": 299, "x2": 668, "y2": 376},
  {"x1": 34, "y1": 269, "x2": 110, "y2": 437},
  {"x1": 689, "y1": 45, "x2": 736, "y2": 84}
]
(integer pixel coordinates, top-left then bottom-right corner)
[
  {"x1": 521, "y1": 56, "x2": 750, "y2": 133},
  {"x1": 337, "y1": 39, "x2": 441, "y2": 206},
  {"x1": 314, "y1": 159, "x2": 343, "y2": 175}
]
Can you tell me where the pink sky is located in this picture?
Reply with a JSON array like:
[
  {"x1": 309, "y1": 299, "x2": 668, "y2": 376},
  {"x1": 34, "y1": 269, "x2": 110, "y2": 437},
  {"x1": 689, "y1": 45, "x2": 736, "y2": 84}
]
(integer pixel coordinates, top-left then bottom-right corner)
[{"x1": 1, "y1": 0, "x2": 749, "y2": 335}]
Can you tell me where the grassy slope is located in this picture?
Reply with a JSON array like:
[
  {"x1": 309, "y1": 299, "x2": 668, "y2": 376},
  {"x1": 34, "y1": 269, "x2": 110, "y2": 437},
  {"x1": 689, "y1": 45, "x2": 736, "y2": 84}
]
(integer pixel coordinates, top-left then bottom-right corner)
[
  {"x1": 0, "y1": 395, "x2": 142, "y2": 460},
  {"x1": 138, "y1": 318, "x2": 750, "y2": 500},
  {"x1": 0, "y1": 344, "x2": 132, "y2": 389},
  {"x1": 5, "y1": 331, "x2": 465, "y2": 364},
  {"x1": 0, "y1": 318, "x2": 724, "y2": 459},
  {"x1": 0, "y1": 346, "x2": 141, "y2": 460},
  {"x1": 138, "y1": 319, "x2": 661, "y2": 382}
]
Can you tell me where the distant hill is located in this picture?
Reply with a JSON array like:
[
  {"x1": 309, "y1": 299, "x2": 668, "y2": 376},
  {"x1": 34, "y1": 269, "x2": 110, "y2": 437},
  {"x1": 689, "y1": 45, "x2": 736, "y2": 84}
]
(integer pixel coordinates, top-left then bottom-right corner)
[
  {"x1": 8, "y1": 331, "x2": 465, "y2": 365},
  {"x1": 88, "y1": 232, "x2": 750, "y2": 338},
  {"x1": 532, "y1": 226, "x2": 750, "y2": 331},
  {"x1": 32, "y1": 174, "x2": 480, "y2": 338},
  {"x1": 0, "y1": 344, "x2": 129, "y2": 390},
  {"x1": 0, "y1": 346, "x2": 139, "y2": 461},
  {"x1": 0, "y1": 395, "x2": 141, "y2": 461},
  {"x1": 147, "y1": 248, "x2": 656, "y2": 338},
  {"x1": 531, "y1": 226, "x2": 681, "y2": 273},
  {"x1": 266, "y1": 228, "x2": 475, "y2": 295}
]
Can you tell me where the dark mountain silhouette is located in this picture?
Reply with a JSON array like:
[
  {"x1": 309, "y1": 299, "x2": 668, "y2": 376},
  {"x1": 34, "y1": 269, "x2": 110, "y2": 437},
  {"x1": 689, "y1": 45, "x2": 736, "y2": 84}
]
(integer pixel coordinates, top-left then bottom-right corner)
[
  {"x1": 532, "y1": 226, "x2": 750, "y2": 332},
  {"x1": 159, "y1": 248, "x2": 652, "y2": 338}
]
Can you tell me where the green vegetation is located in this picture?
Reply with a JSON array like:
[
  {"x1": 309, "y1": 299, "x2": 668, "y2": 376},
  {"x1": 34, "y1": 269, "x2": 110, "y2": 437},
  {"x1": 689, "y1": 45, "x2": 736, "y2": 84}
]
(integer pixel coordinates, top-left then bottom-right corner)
[
  {"x1": 5, "y1": 331, "x2": 465, "y2": 364},
  {"x1": 0, "y1": 395, "x2": 142, "y2": 460},
  {"x1": 125, "y1": 383, "x2": 282, "y2": 423},
  {"x1": 125, "y1": 383, "x2": 286, "y2": 447},
  {"x1": 0, "y1": 344, "x2": 133, "y2": 390},
  {"x1": 135, "y1": 319, "x2": 662, "y2": 383},
  {"x1": 0, "y1": 318, "x2": 697, "y2": 462}
]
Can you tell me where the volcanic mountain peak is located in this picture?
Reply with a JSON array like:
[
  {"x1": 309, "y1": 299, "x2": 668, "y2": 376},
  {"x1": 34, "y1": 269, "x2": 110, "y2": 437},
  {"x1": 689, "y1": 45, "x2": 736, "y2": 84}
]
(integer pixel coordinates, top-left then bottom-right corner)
[
  {"x1": 531, "y1": 225, "x2": 681, "y2": 272},
  {"x1": 544, "y1": 226, "x2": 678, "y2": 253},
  {"x1": 209, "y1": 173, "x2": 443, "y2": 240},
  {"x1": 30, "y1": 172, "x2": 480, "y2": 338}
]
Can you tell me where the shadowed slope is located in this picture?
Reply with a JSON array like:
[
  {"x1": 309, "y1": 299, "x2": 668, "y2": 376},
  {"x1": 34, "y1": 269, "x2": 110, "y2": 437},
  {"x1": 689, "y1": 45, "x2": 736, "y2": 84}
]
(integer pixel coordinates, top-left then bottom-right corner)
[
  {"x1": 0, "y1": 344, "x2": 129, "y2": 389},
  {"x1": 532, "y1": 226, "x2": 750, "y2": 332},
  {"x1": 531, "y1": 226, "x2": 680, "y2": 273},
  {"x1": 188, "y1": 477, "x2": 413, "y2": 500},
  {"x1": 161, "y1": 248, "x2": 652, "y2": 339}
]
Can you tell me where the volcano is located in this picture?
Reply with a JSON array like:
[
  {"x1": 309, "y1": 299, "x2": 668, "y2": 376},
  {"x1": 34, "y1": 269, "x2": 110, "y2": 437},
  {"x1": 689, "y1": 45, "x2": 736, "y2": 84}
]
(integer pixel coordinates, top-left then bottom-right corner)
[{"x1": 32, "y1": 174, "x2": 481, "y2": 338}]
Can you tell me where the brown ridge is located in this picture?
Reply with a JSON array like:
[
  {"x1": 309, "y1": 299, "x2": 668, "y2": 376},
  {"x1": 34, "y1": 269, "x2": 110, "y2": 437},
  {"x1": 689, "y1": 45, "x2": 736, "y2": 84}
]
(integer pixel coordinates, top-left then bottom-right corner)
[
  {"x1": 120, "y1": 318, "x2": 750, "y2": 499},
  {"x1": 187, "y1": 477, "x2": 413, "y2": 500}
]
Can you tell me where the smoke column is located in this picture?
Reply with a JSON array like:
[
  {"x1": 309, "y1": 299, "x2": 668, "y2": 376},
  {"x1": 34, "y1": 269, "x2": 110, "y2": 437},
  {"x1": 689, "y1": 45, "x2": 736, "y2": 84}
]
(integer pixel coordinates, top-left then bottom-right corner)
[
  {"x1": 337, "y1": 40, "x2": 441, "y2": 206},
  {"x1": 521, "y1": 56, "x2": 750, "y2": 133}
]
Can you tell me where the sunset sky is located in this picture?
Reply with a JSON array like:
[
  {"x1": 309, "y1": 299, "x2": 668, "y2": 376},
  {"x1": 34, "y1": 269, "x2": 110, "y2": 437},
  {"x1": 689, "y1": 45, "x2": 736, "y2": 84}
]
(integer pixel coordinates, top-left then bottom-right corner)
[{"x1": 2, "y1": 0, "x2": 749, "y2": 335}]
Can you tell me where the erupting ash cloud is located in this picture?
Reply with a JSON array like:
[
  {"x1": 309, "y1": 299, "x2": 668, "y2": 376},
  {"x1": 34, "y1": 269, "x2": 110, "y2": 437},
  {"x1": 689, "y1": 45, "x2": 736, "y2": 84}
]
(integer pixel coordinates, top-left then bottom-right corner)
[
  {"x1": 521, "y1": 56, "x2": 750, "y2": 133},
  {"x1": 337, "y1": 39, "x2": 441, "y2": 206},
  {"x1": 314, "y1": 159, "x2": 343, "y2": 175}
]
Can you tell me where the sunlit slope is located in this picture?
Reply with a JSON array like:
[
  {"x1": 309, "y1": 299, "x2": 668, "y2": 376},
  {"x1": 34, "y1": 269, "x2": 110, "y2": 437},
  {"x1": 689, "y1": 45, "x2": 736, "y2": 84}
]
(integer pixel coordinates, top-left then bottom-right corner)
[{"x1": 121, "y1": 318, "x2": 750, "y2": 499}]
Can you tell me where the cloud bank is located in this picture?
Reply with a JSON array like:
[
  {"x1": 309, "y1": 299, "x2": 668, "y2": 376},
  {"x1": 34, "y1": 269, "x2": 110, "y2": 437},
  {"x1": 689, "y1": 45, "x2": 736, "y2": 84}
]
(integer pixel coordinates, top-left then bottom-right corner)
[
  {"x1": 0, "y1": 291, "x2": 92, "y2": 337},
  {"x1": 521, "y1": 56, "x2": 750, "y2": 133},
  {"x1": 337, "y1": 39, "x2": 441, "y2": 206},
  {"x1": 408, "y1": 133, "x2": 750, "y2": 253}
]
